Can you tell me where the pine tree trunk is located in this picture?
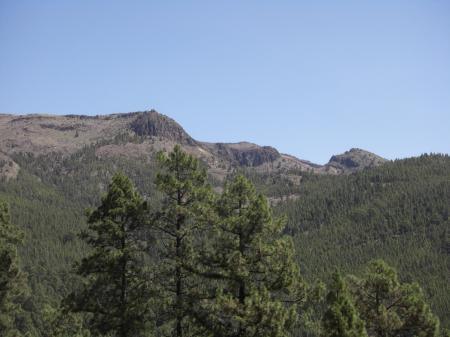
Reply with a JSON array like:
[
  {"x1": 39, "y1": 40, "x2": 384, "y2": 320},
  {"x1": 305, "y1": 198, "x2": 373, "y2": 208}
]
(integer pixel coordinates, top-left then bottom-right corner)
[
  {"x1": 120, "y1": 222, "x2": 128, "y2": 337},
  {"x1": 237, "y1": 200, "x2": 245, "y2": 337},
  {"x1": 176, "y1": 187, "x2": 183, "y2": 337}
]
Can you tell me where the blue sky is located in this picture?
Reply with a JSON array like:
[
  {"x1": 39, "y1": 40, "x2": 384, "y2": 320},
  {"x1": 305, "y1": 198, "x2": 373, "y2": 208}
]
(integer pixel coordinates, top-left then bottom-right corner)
[{"x1": 1, "y1": 1, "x2": 449, "y2": 164}]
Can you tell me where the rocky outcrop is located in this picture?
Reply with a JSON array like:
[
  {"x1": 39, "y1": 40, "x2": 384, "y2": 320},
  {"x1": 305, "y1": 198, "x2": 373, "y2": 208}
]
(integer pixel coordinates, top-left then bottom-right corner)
[
  {"x1": 231, "y1": 145, "x2": 280, "y2": 167},
  {"x1": 208, "y1": 142, "x2": 281, "y2": 167},
  {"x1": 324, "y1": 148, "x2": 387, "y2": 173},
  {"x1": 0, "y1": 152, "x2": 19, "y2": 181},
  {"x1": 129, "y1": 110, "x2": 196, "y2": 145}
]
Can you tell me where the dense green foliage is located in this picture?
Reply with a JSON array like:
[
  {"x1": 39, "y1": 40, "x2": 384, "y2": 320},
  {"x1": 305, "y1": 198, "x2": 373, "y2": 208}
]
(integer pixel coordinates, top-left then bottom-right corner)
[
  {"x1": 58, "y1": 147, "x2": 300, "y2": 337},
  {"x1": 65, "y1": 173, "x2": 153, "y2": 337},
  {"x1": 322, "y1": 272, "x2": 367, "y2": 337},
  {"x1": 194, "y1": 175, "x2": 300, "y2": 337},
  {"x1": 151, "y1": 145, "x2": 215, "y2": 337},
  {"x1": 347, "y1": 260, "x2": 439, "y2": 337},
  {"x1": 0, "y1": 144, "x2": 449, "y2": 335},
  {"x1": 0, "y1": 200, "x2": 38, "y2": 336},
  {"x1": 275, "y1": 154, "x2": 450, "y2": 327}
]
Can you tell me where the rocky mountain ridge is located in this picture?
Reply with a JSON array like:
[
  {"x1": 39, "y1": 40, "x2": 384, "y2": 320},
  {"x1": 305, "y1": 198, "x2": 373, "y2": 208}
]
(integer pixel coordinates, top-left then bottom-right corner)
[
  {"x1": 0, "y1": 110, "x2": 387, "y2": 180},
  {"x1": 325, "y1": 148, "x2": 387, "y2": 174}
]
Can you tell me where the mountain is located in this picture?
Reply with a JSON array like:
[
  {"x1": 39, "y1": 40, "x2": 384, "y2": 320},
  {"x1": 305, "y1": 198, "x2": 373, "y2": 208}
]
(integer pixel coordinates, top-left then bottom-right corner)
[
  {"x1": 1, "y1": 109, "x2": 448, "y2": 332},
  {"x1": 0, "y1": 110, "x2": 386, "y2": 182},
  {"x1": 324, "y1": 148, "x2": 388, "y2": 174}
]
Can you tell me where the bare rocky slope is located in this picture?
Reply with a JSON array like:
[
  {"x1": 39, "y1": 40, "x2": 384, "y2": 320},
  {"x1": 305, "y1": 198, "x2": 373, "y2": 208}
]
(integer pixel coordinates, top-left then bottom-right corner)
[
  {"x1": 324, "y1": 148, "x2": 387, "y2": 174},
  {"x1": 0, "y1": 110, "x2": 386, "y2": 180}
]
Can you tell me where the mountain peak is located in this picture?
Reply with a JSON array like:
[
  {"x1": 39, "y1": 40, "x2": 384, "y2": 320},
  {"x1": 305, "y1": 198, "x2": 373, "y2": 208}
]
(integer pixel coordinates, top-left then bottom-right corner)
[
  {"x1": 325, "y1": 148, "x2": 387, "y2": 173},
  {"x1": 129, "y1": 110, "x2": 196, "y2": 145}
]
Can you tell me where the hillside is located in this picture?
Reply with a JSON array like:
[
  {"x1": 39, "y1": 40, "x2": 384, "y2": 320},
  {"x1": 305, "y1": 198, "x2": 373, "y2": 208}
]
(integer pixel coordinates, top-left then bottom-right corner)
[
  {"x1": 276, "y1": 154, "x2": 450, "y2": 327},
  {"x1": 0, "y1": 110, "x2": 385, "y2": 182},
  {"x1": 0, "y1": 111, "x2": 448, "y2": 332}
]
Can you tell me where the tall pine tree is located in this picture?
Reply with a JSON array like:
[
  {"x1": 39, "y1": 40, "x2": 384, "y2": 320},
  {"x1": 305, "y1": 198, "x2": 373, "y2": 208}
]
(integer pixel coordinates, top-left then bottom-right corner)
[
  {"x1": 151, "y1": 145, "x2": 215, "y2": 337},
  {"x1": 0, "y1": 200, "x2": 31, "y2": 337},
  {"x1": 322, "y1": 272, "x2": 367, "y2": 337},
  {"x1": 65, "y1": 172, "x2": 154, "y2": 337},
  {"x1": 194, "y1": 175, "x2": 300, "y2": 337},
  {"x1": 348, "y1": 260, "x2": 440, "y2": 337}
]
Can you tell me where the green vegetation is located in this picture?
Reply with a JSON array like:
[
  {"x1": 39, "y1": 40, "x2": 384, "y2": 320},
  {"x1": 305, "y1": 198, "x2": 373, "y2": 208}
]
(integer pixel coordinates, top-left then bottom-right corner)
[
  {"x1": 193, "y1": 174, "x2": 300, "y2": 337},
  {"x1": 322, "y1": 272, "x2": 367, "y2": 337},
  {"x1": 65, "y1": 173, "x2": 153, "y2": 337},
  {"x1": 348, "y1": 260, "x2": 439, "y2": 337},
  {"x1": 0, "y1": 200, "x2": 37, "y2": 336},
  {"x1": 276, "y1": 154, "x2": 450, "y2": 327},
  {"x1": 0, "y1": 145, "x2": 448, "y2": 336},
  {"x1": 151, "y1": 145, "x2": 215, "y2": 337}
]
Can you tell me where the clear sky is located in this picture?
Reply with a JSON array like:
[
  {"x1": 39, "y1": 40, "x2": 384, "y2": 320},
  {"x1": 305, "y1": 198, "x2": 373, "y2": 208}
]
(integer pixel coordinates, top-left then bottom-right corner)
[{"x1": 1, "y1": 1, "x2": 449, "y2": 164}]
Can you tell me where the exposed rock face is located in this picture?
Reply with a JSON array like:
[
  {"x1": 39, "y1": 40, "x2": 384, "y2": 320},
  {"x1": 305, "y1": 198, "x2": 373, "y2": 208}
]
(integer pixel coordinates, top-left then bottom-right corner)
[
  {"x1": 0, "y1": 152, "x2": 19, "y2": 181},
  {"x1": 129, "y1": 110, "x2": 196, "y2": 145},
  {"x1": 325, "y1": 148, "x2": 387, "y2": 173},
  {"x1": 213, "y1": 143, "x2": 281, "y2": 167}
]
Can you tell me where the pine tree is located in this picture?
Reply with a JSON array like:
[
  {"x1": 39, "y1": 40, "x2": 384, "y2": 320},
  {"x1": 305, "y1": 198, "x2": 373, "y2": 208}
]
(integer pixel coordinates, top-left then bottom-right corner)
[
  {"x1": 194, "y1": 174, "x2": 300, "y2": 337},
  {"x1": 296, "y1": 280, "x2": 327, "y2": 337},
  {"x1": 0, "y1": 200, "x2": 29, "y2": 337},
  {"x1": 322, "y1": 272, "x2": 367, "y2": 337},
  {"x1": 151, "y1": 145, "x2": 215, "y2": 337},
  {"x1": 348, "y1": 260, "x2": 440, "y2": 337},
  {"x1": 65, "y1": 172, "x2": 154, "y2": 337},
  {"x1": 42, "y1": 304, "x2": 91, "y2": 337}
]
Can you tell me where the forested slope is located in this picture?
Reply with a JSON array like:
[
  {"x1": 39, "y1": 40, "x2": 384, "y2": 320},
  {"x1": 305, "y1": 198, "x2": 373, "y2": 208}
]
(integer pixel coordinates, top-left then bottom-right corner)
[
  {"x1": 0, "y1": 149, "x2": 448, "y2": 331},
  {"x1": 0, "y1": 145, "x2": 160, "y2": 320},
  {"x1": 275, "y1": 154, "x2": 450, "y2": 327}
]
